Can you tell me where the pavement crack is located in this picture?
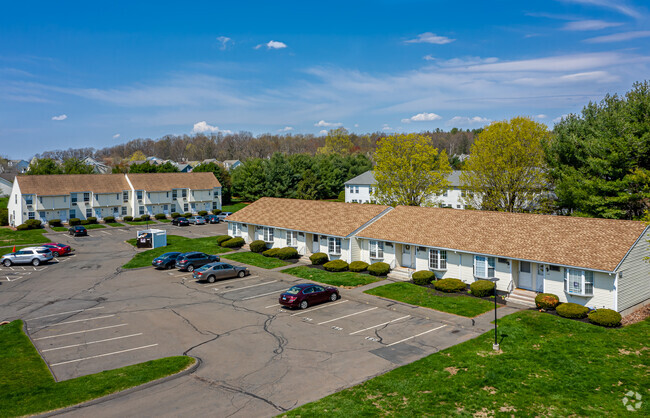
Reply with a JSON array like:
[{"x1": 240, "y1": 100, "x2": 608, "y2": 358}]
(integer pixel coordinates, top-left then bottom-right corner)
[{"x1": 192, "y1": 375, "x2": 287, "y2": 413}]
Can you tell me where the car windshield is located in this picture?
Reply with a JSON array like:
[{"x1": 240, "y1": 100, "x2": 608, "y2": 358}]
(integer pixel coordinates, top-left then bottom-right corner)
[
  {"x1": 196, "y1": 264, "x2": 212, "y2": 272},
  {"x1": 285, "y1": 286, "x2": 302, "y2": 295},
  {"x1": 160, "y1": 253, "x2": 177, "y2": 258}
]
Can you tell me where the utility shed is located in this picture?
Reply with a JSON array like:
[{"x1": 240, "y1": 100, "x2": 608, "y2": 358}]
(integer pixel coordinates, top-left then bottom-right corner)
[{"x1": 136, "y1": 229, "x2": 167, "y2": 249}]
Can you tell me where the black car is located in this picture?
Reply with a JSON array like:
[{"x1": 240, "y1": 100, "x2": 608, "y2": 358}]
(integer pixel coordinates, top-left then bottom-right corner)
[
  {"x1": 152, "y1": 252, "x2": 182, "y2": 269},
  {"x1": 204, "y1": 214, "x2": 220, "y2": 224},
  {"x1": 175, "y1": 252, "x2": 220, "y2": 272},
  {"x1": 68, "y1": 225, "x2": 88, "y2": 236},
  {"x1": 172, "y1": 217, "x2": 190, "y2": 226}
]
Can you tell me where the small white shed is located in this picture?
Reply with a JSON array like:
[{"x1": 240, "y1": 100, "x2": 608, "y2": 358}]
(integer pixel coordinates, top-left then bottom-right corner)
[{"x1": 136, "y1": 228, "x2": 167, "y2": 249}]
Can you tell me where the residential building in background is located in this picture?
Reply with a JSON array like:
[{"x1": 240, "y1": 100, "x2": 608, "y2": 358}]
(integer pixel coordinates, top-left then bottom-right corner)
[{"x1": 222, "y1": 160, "x2": 242, "y2": 171}]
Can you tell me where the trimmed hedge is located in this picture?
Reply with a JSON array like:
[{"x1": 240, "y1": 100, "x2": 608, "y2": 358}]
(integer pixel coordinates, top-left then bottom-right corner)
[
  {"x1": 123, "y1": 216, "x2": 134, "y2": 222},
  {"x1": 49, "y1": 218, "x2": 62, "y2": 227},
  {"x1": 216, "y1": 235, "x2": 233, "y2": 246},
  {"x1": 368, "y1": 262, "x2": 390, "y2": 276},
  {"x1": 588, "y1": 309, "x2": 622, "y2": 327},
  {"x1": 277, "y1": 247, "x2": 298, "y2": 260},
  {"x1": 412, "y1": 270, "x2": 435, "y2": 285},
  {"x1": 171, "y1": 212, "x2": 181, "y2": 219},
  {"x1": 183, "y1": 212, "x2": 193, "y2": 218},
  {"x1": 557, "y1": 302, "x2": 589, "y2": 319},
  {"x1": 16, "y1": 224, "x2": 29, "y2": 231},
  {"x1": 69, "y1": 218, "x2": 81, "y2": 226},
  {"x1": 212, "y1": 209, "x2": 222, "y2": 215},
  {"x1": 80, "y1": 219, "x2": 90, "y2": 225},
  {"x1": 323, "y1": 259, "x2": 349, "y2": 272},
  {"x1": 309, "y1": 252, "x2": 328, "y2": 265},
  {"x1": 24, "y1": 219, "x2": 42, "y2": 229},
  {"x1": 434, "y1": 278, "x2": 467, "y2": 293},
  {"x1": 263, "y1": 248, "x2": 281, "y2": 257},
  {"x1": 535, "y1": 293, "x2": 560, "y2": 310},
  {"x1": 87, "y1": 217, "x2": 98, "y2": 224},
  {"x1": 140, "y1": 214, "x2": 150, "y2": 221},
  {"x1": 222, "y1": 237, "x2": 245, "y2": 248},
  {"x1": 154, "y1": 213, "x2": 167, "y2": 220},
  {"x1": 103, "y1": 216, "x2": 115, "y2": 223},
  {"x1": 198, "y1": 210, "x2": 208, "y2": 216},
  {"x1": 132, "y1": 217, "x2": 142, "y2": 222},
  {"x1": 470, "y1": 280, "x2": 495, "y2": 297},
  {"x1": 349, "y1": 261, "x2": 369, "y2": 272},
  {"x1": 250, "y1": 240, "x2": 267, "y2": 253}
]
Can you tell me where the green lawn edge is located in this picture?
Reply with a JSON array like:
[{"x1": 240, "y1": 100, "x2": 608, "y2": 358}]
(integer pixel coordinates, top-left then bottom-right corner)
[
  {"x1": 122, "y1": 235, "x2": 229, "y2": 269},
  {"x1": 282, "y1": 266, "x2": 381, "y2": 287},
  {"x1": 0, "y1": 228, "x2": 49, "y2": 246},
  {"x1": 222, "y1": 251, "x2": 289, "y2": 269}
]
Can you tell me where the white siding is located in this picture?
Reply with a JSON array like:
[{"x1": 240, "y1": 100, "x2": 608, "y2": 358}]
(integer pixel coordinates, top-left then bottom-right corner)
[
  {"x1": 543, "y1": 269, "x2": 615, "y2": 310},
  {"x1": 617, "y1": 230, "x2": 650, "y2": 313},
  {"x1": 345, "y1": 184, "x2": 373, "y2": 204}
]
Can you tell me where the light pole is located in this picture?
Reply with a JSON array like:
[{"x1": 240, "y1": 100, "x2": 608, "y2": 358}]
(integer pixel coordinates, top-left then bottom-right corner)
[{"x1": 487, "y1": 277, "x2": 500, "y2": 351}]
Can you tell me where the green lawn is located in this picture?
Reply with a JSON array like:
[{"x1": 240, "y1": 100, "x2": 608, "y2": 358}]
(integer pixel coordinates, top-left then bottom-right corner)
[
  {"x1": 283, "y1": 266, "x2": 381, "y2": 288},
  {"x1": 222, "y1": 251, "x2": 289, "y2": 269},
  {"x1": 221, "y1": 199, "x2": 249, "y2": 213},
  {"x1": 0, "y1": 320, "x2": 194, "y2": 417},
  {"x1": 84, "y1": 224, "x2": 106, "y2": 230},
  {"x1": 286, "y1": 311, "x2": 650, "y2": 417},
  {"x1": 106, "y1": 222, "x2": 124, "y2": 227},
  {"x1": 122, "y1": 235, "x2": 229, "y2": 269},
  {"x1": 125, "y1": 220, "x2": 157, "y2": 226},
  {"x1": 157, "y1": 218, "x2": 172, "y2": 223},
  {"x1": 0, "y1": 228, "x2": 49, "y2": 246},
  {"x1": 365, "y1": 282, "x2": 495, "y2": 317},
  {"x1": 52, "y1": 226, "x2": 68, "y2": 232},
  {"x1": 1, "y1": 244, "x2": 33, "y2": 256}
]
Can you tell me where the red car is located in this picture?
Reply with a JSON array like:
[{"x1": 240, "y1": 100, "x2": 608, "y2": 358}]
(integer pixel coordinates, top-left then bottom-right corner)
[
  {"x1": 279, "y1": 283, "x2": 340, "y2": 309},
  {"x1": 42, "y1": 242, "x2": 72, "y2": 257}
]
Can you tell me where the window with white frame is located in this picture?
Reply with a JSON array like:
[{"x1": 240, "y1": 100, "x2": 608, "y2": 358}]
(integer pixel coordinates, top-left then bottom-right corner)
[
  {"x1": 25, "y1": 195, "x2": 33, "y2": 205},
  {"x1": 564, "y1": 268, "x2": 594, "y2": 296},
  {"x1": 429, "y1": 249, "x2": 447, "y2": 270},
  {"x1": 69, "y1": 209, "x2": 76, "y2": 219},
  {"x1": 123, "y1": 191, "x2": 129, "y2": 202},
  {"x1": 83, "y1": 192, "x2": 90, "y2": 202},
  {"x1": 86, "y1": 208, "x2": 92, "y2": 218},
  {"x1": 181, "y1": 189, "x2": 187, "y2": 198},
  {"x1": 172, "y1": 190, "x2": 177, "y2": 200},
  {"x1": 287, "y1": 230, "x2": 298, "y2": 247},
  {"x1": 71, "y1": 193, "x2": 77, "y2": 204},
  {"x1": 136, "y1": 190, "x2": 143, "y2": 200},
  {"x1": 263, "y1": 227, "x2": 274, "y2": 242},
  {"x1": 139, "y1": 206, "x2": 144, "y2": 215},
  {"x1": 232, "y1": 223, "x2": 241, "y2": 237},
  {"x1": 183, "y1": 203, "x2": 188, "y2": 212},
  {"x1": 328, "y1": 237, "x2": 342, "y2": 255},
  {"x1": 171, "y1": 204, "x2": 176, "y2": 213},
  {"x1": 121, "y1": 206, "x2": 127, "y2": 215},
  {"x1": 28, "y1": 212, "x2": 35, "y2": 220},
  {"x1": 355, "y1": 186, "x2": 359, "y2": 193},
  {"x1": 212, "y1": 201, "x2": 218, "y2": 210},
  {"x1": 474, "y1": 255, "x2": 495, "y2": 278},
  {"x1": 369, "y1": 240, "x2": 384, "y2": 259}
]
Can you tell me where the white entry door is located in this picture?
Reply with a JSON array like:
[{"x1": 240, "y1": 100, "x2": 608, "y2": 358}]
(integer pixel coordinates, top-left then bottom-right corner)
[
  {"x1": 312, "y1": 234, "x2": 319, "y2": 253},
  {"x1": 519, "y1": 261, "x2": 533, "y2": 290},
  {"x1": 536, "y1": 264, "x2": 545, "y2": 293},
  {"x1": 402, "y1": 245, "x2": 412, "y2": 268}
]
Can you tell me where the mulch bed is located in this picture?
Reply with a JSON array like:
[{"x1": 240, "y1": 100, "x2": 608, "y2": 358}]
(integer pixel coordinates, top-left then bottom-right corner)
[
  {"x1": 301, "y1": 264, "x2": 388, "y2": 277},
  {"x1": 621, "y1": 304, "x2": 650, "y2": 326}
]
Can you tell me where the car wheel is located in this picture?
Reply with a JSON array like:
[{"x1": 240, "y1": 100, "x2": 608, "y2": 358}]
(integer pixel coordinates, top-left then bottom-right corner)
[
  {"x1": 3, "y1": 259, "x2": 11, "y2": 267},
  {"x1": 237, "y1": 270, "x2": 245, "y2": 278},
  {"x1": 187, "y1": 265, "x2": 194, "y2": 272},
  {"x1": 299, "y1": 300, "x2": 308, "y2": 310},
  {"x1": 207, "y1": 275, "x2": 216, "y2": 283},
  {"x1": 51, "y1": 252, "x2": 59, "y2": 258},
  {"x1": 32, "y1": 258, "x2": 40, "y2": 266},
  {"x1": 330, "y1": 293, "x2": 338, "y2": 302}
]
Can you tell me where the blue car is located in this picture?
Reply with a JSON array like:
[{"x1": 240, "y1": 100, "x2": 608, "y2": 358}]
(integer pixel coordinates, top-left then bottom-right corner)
[{"x1": 152, "y1": 252, "x2": 182, "y2": 269}]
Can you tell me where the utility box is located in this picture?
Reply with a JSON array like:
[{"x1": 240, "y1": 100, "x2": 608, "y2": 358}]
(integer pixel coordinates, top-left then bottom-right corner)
[{"x1": 136, "y1": 229, "x2": 167, "y2": 249}]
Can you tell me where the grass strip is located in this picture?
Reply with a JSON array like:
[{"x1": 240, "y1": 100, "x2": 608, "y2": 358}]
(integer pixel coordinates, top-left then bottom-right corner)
[
  {"x1": 0, "y1": 228, "x2": 49, "y2": 246},
  {"x1": 283, "y1": 266, "x2": 381, "y2": 288},
  {"x1": 222, "y1": 251, "x2": 289, "y2": 269},
  {"x1": 106, "y1": 222, "x2": 124, "y2": 227},
  {"x1": 122, "y1": 235, "x2": 229, "y2": 269},
  {"x1": 124, "y1": 221, "x2": 157, "y2": 226},
  {"x1": 221, "y1": 200, "x2": 249, "y2": 213},
  {"x1": 51, "y1": 226, "x2": 68, "y2": 232},
  {"x1": 83, "y1": 224, "x2": 106, "y2": 230}
]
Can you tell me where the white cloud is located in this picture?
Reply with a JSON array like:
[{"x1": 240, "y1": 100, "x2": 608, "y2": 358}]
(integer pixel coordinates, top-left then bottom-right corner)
[
  {"x1": 216, "y1": 36, "x2": 232, "y2": 50},
  {"x1": 277, "y1": 126, "x2": 293, "y2": 132},
  {"x1": 585, "y1": 31, "x2": 650, "y2": 43},
  {"x1": 113, "y1": 133, "x2": 121, "y2": 138},
  {"x1": 512, "y1": 71, "x2": 619, "y2": 87},
  {"x1": 423, "y1": 55, "x2": 435, "y2": 61},
  {"x1": 51, "y1": 114, "x2": 67, "y2": 121},
  {"x1": 318, "y1": 129, "x2": 328, "y2": 135},
  {"x1": 381, "y1": 124, "x2": 392, "y2": 131},
  {"x1": 553, "y1": 114, "x2": 569, "y2": 123},
  {"x1": 405, "y1": 32, "x2": 455, "y2": 45},
  {"x1": 354, "y1": 123, "x2": 359, "y2": 128},
  {"x1": 559, "y1": 0, "x2": 642, "y2": 19},
  {"x1": 562, "y1": 19, "x2": 622, "y2": 31},
  {"x1": 535, "y1": 114, "x2": 547, "y2": 119},
  {"x1": 446, "y1": 116, "x2": 490, "y2": 127},
  {"x1": 191, "y1": 121, "x2": 232, "y2": 134},
  {"x1": 463, "y1": 52, "x2": 626, "y2": 73},
  {"x1": 255, "y1": 40, "x2": 287, "y2": 50},
  {"x1": 401, "y1": 112, "x2": 442, "y2": 123},
  {"x1": 314, "y1": 120, "x2": 342, "y2": 127}
]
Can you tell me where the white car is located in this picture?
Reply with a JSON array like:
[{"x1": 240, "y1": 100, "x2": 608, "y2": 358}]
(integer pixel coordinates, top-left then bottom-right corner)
[
  {"x1": 217, "y1": 212, "x2": 232, "y2": 221},
  {"x1": 1, "y1": 246, "x2": 54, "y2": 267}
]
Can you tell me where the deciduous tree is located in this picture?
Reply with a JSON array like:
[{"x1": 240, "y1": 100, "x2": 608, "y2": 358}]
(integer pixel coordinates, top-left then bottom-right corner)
[
  {"x1": 27, "y1": 158, "x2": 63, "y2": 175},
  {"x1": 62, "y1": 158, "x2": 94, "y2": 174},
  {"x1": 317, "y1": 128, "x2": 353, "y2": 156}
]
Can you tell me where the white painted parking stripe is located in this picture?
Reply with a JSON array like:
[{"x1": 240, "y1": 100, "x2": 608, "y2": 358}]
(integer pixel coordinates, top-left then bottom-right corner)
[
  {"x1": 42, "y1": 333, "x2": 143, "y2": 352},
  {"x1": 219, "y1": 280, "x2": 277, "y2": 294},
  {"x1": 27, "y1": 307, "x2": 104, "y2": 320},
  {"x1": 291, "y1": 300, "x2": 348, "y2": 316},
  {"x1": 386, "y1": 325, "x2": 447, "y2": 347},
  {"x1": 40, "y1": 314, "x2": 115, "y2": 327},
  {"x1": 201, "y1": 275, "x2": 259, "y2": 287},
  {"x1": 33, "y1": 324, "x2": 128, "y2": 340},
  {"x1": 349, "y1": 315, "x2": 411, "y2": 335},
  {"x1": 241, "y1": 290, "x2": 279, "y2": 300},
  {"x1": 265, "y1": 303, "x2": 281, "y2": 309},
  {"x1": 317, "y1": 307, "x2": 378, "y2": 325},
  {"x1": 50, "y1": 344, "x2": 158, "y2": 366}
]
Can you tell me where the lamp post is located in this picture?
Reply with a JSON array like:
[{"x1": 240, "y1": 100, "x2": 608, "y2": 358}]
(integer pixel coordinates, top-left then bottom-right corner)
[{"x1": 487, "y1": 277, "x2": 500, "y2": 351}]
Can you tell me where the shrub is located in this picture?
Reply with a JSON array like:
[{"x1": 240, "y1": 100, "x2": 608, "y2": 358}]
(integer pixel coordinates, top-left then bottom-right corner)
[
  {"x1": 16, "y1": 224, "x2": 29, "y2": 231},
  {"x1": 588, "y1": 309, "x2": 622, "y2": 327},
  {"x1": 412, "y1": 270, "x2": 435, "y2": 285},
  {"x1": 25, "y1": 219, "x2": 42, "y2": 229},
  {"x1": 49, "y1": 218, "x2": 62, "y2": 227},
  {"x1": 87, "y1": 217, "x2": 98, "y2": 224},
  {"x1": 80, "y1": 219, "x2": 90, "y2": 225},
  {"x1": 140, "y1": 214, "x2": 150, "y2": 221},
  {"x1": 103, "y1": 216, "x2": 115, "y2": 223},
  {"x1": 434, "y1": 278, "x2": 467, "y2": 293},
  {"x1": 0, "y1": 208, "x2": 8, "y2": 226},
  {"x1": 69, "y1": 218, "x2": 81, "y2": 226},
  {"x1": 212, "y1": 209, "x2": 222, "y2": 215},
  {"x1": 309, "y1": 252, "x2": 329, "y2": 265},
  {"x1": 171, "y1": 212, "x2": 181, "y2": 219},
  {"x1": 216, "y1": 235, "x2": 233, "y2": 246},
  {"x1": 349, "y1": 261, "x2": 369, "y2": 272},
  {"x1": 470, "y1": 280, "x2": 495, "y2": 297},
  {"x1": 262, "y1": 248, "x2": 281, "y2": 257},
  {"x1": 535, "y1": 293, "x2": 560, "y2": 310},
  {"x1": 368, "y1": 262, "x2": 390, "y2": 276},
  {"x1": 250, "y1": 240, "x2": 267, "y2": 253},
  {"x1": 222, "y1": 237, "x2": 245, "y2": 248},
  {"x1": 337, "y1": 190, "x2": 345, "y2": 202},
  {"x1": 154, "y1": 213, "x2": 166, "y2": 220},
  {"x1": 277, "y1": 247, "x2": 298, "y2": 260},
  {"x1": 132, "y1": 217, "x2": 142, "y2": 222},
  {"x1": 323, "y1": 259, "x2": 349, "y2": 272},
  {"x1": 184, "y1": 212, "x2": 193, "y2": 218},
  {"x1": 198, "y1": 210, "x2": 208, "y2": 216},
  {"x1": 123, "y1": 216, "x2": 133, "y2": 222},
  {"x1": 556, "y1": 302, "x2": 589, "y2": 319}
]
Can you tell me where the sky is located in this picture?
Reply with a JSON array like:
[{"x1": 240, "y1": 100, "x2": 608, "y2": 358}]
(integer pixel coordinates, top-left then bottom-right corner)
[{"x1": 1, "y1": 0, "x2": 649, "y2": 160}]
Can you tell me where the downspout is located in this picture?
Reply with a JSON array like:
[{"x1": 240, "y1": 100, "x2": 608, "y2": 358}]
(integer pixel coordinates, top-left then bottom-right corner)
[{"x1": 613, "y1": 271, "x2": 619, "y2": 312}]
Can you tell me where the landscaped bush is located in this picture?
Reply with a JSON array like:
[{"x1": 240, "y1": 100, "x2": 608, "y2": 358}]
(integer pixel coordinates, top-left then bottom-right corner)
[
  {"x1": 250, "y1": 240, "x2": 267, "y2": 253},
  {"x1": 69, "y1": 218, "x2": 81, "y2": 226},
  {"x1": 277, "y1": 247, "x2": 298, "y2": 260},
  {"x1": 323, "y1": 259, "x2": 349, "y2": 272},
  {"x1": 368, "y1": 262, "x2": 390, "y2": 276},
  {"x1": 49, "y1": 218, "x2": 62, "y2": 227},
  {"x1": 24, "y1": 219, "x2": 42, "y2": 229},
  {"x1": 80, "y1": 219, "x2": 90, "y2": 225},
  {"x1": 198, "y1": 210, "x2": 208, "y2": 216},
  {"x1": 222, "y1": 237, "x2": 245, "y2": 248},
  {"x1": 262, "y1": 248, "x2": 281, "y2": 257},
  {"x1": 16, "y1": 224, "x2": 29, "y2": 231},
  {"x1": 216, "y1": 235, "x2": 233, "y2": 246},
  {"x1": 154, "y1": 213, "x2": 166, "y2": 220},
  {"x1": 103, "y1": 216, "x2": 115, "y2": 223},
  {"x1": 470, "y1": 280, "x2": 495, "y2": 297},
  {"x1": 123, "y1": 216, "x2": 133, "y2": 222},
  {"x1": 140, "y1": 214, "x2": 150, "y2": 221},
  {"x1": 412, "y1": 270, "x2": 435, "y2": 285},
  {"x1": 349, "y1": 261, "x2": 369, "y2": 272},
  {"x1": 212, "y1": 209, "x2": 222, "y2": 215},
  {"x1": 171, "y1": 212, "x2": 181, "y2": 219},
  {"x1": 535, "y1": 293, "x2": 560, "y2": 310},
  {"x1": 556, "y1": 302, "x2": 589, "y2": 319},
  {"x1": 86, "y1": 217, "x2": 98, "y2": 224},
  {"x1": 183, "y1": 212, "x2": 192, "y2": 218},
  {"x1": 0, "y1": 208, "x2": 8, "y2": 226},
  {"x1": 434, "y1": 278, "x2": 467, "y2": 293},
  {"x1": 309, "y1": 252, "x2": 328, "y2": 265},
  {"x1": 588, "y1": 309, "x2": 622, "y2": 327},
  {"x1": 132, "y1": 217, "x2": 142, "y2": 222}
]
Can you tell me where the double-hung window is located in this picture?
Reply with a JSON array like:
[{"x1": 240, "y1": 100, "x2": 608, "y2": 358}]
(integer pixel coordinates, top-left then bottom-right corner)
[
  {"x1": 83, "y1": 192, "x2": 90, "y2": 202},
  {"x1": 212, "y1": 201, "x2": 218, "y2": 210},
  {"x1": 369, "y1": 240, "x2": 384, "y2": 259},
  {"x1": 25, "y1": 195, "x2": 33, "y2": 205},
  {"x1": 328, "y1": 237, "x2": 341, "y2": 255},
  {"x1": 181, "y1": 189, "x2": 187, "y2": 198},
  {"x1": 232, "y1": 223, "x2": 242, "y2": 237},
  {"x1": 172, "y1": 190, "x2": 178, "y2": 200},
  {"x1": 121, "y1": 206, "x2": 127, "y2": 215},
  {"x1": 474, "y1": 256, "x2": 495, "y2": 279},
  {"x1": 71, "y1": 193, "x2": 77, "y2": 204},
  {"x1": 263, "y1": 227, "x2": 274, "y2": 243},
  {"x1": 136, "y1": 190, "x2": 143, "y2": 200},
  {"x1": 123, "y1": 191, "x2": 129, "y2": 202},
  {"x1": 286, "y1": 230, "x2": 298, "y2": 247},
  {"x1": 28, "y1": 212, "x2": 35, "y2": 220},
  {"x1": 85, "y1": 208, "x2": 92, "y2": 218},
  {"x1": 429, "y1": 249, "x2": 447, "y2": 270},
  {"x1": 564, "y1": 269, "x2": 594, "y2": 296}
]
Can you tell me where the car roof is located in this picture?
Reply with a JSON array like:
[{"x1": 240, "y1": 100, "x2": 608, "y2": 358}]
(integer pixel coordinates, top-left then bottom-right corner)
[
  {"x1": 160, "y1": 252, "x2": 181, "y2": 256},
  {"x1": 21, "y1": 246, "x2": 47, "y2": 251},
  {"x1": 290, "y1": 283, "x2": 318, "y2": 289},
  {"x1": 180, "y1": 251, "x2": 204, "y2": 256}
]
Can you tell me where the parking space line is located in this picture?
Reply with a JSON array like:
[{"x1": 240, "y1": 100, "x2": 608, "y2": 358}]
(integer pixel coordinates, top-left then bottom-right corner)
[
  {"x1": 219, "y1": 280, "x2": 277, "y2": 294},
  {"x1": 42, "y1": 333, "x2": 143, "y2": 352},
  {"x1": 317, "y1": 307, "x2": 378, "y2": 325},
  {"x1": 50, "y1": 344, "x2": 158, "y2": 366},
  {"x1": 201, "y1": 275, "x2": 259, "y2": 287},
  {"x1": 349, "y1": 315, "x2": 411, "y2": 335},
  {"x1": 38, "y1": 314, "x2": 116, "y2": 327},
  {"x1": 291, "y1": 300, "x2": 348, "y2": 316},
  {"x1": 386, "y1": 325, "x2": 447, "y2": 347},
  {"x1": 27, "y1": 307, "x2": 104, "y2": 321},
  {"x1": 241, "y1": 290, "x2": 280, "y2": 300},
  {"x1": 265, "y1": 303, "x2": 281, "y2": 309},
  {"x1": 33, "y1": 324, "x2": 128, "y2": 340}
]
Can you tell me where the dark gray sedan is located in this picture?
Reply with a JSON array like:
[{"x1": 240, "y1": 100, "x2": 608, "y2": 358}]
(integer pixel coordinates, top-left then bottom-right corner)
[{"x1": 192, "y1": 262, "x2": 250, "y2": 283}]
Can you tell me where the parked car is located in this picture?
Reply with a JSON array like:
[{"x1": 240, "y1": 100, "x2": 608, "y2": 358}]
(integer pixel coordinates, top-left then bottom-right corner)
[
  {"x1": 175, "y1": 252, "x2": 220, "y2": 272},
  {"x1": 1, "y1": 246, "x2": 54, "y2": 267},
  {"x1": 172, "y1": 217, "x2": 190, "y2": 226},
  {"x1": 279, "y1": 283, "x2": 340, "y2": 309},
  {"x1": 68, "y1": 225, "x2": 88, "y2": 236},
  {"x1": 152, "y1": 252, "x2": 182, "y2": 269},
  {"x1": 192, "y1": 262, "x2": 250, "y2": 283},
  {"x1": 188, "y1": 216, "x2": 206, "y2": 225},
  {"x1": 217, "y1": 212, "x2": 232, "y2": 221},
  {"x1": 204, "y1": 214, "x2": 220, "y2": 224},
  {"x1": 41, "y1": 242, "x2": 72, "y2": 257}
]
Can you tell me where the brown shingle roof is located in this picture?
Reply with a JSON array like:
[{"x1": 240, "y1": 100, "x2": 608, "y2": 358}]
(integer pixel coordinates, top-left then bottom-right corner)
[
  {"x1": 357, "y1": 206, "x2": 647, "y2": 272},
  {"x1": 227, "y1": 197, "x2": 391, "y2": 237},
  {"x1": 126, "y1": 172, "x2": 221, "y2": 191},
  {"x1": 17, "y1": 174, "x2": 131, "y2": 195}
]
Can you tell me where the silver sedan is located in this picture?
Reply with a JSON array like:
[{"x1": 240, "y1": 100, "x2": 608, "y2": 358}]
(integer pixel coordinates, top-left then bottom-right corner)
[{"x1": 192, "y1": 262, "x2": 250, "y2": 283}]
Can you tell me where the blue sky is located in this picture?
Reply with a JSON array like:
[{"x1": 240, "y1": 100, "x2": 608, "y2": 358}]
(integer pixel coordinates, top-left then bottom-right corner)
[{"x1": 1, "y1": 0, "x2": 649, "y2": 159}]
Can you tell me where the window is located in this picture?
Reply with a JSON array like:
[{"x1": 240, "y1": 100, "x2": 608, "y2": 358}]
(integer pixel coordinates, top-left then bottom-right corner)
[
  {"x1": 147, "y1": 192, "x2": 150, "y2": 199},
  {"x1": 212, "y1": 201, "x2": 218, "y2": 210},
  {"x1": 121, "y1": 206, "x2": 127, "y2": 215},
  {"x1": 171, "y1": 204, "x2": 176, "y2": 213},
  {"x1": 39, "y1": 211, "x2": 45, "y2": 219},
  {"x1": 64, "y1": 196, "x2": 67, "y2": 202},
  {"x1": 172, "y1": 190, "x2": 177, "y2": 200},
  {"x1": 429, "y1": 249, "x2": 447, "y2": 270},
  {"x1": 123, "y1": 191, "x2": 129, "y2": 202},
  {"x1": 69, "y1": 209, "x2": 76, "y2": 219},
  {"x1": 166, "y1": 192, "x2": 169, "y2": 198},
  {"x1": 163, "y1": 205, "x2": 168, "y2": 211},
  {"x1": 136, "y1": 190, "x2": 143, "y2": 200},
  {"x1": 352, "y1": 199, "x2": 357, "y2": 203},
  {"x1": 71, "y1": 193, "x2": 77, "y2": 204},
  {"x1": 443, "y1": 189, "x2": 448, "y2": 197},
  {"x1": 38, "y1": 196, "x2": 42, "y2": 204},
  {"x1": 232, "y1": 223, "x2": 241, "y2": 237},
  {"x1": 85, "y1": 208, "x2": 92, "y2": 218},
  {"x1": 181, "y1": 189, "x2": 187, "y2": 198},
  {"x1": 28, "y1": 212, "x2": 35, "y2": 220},
  {"x1": 564, "y1": 269, "x2": 594, "y2": 296},
  {"x1": 25, "y1": 195, "x2": 33, "y2": 205},
  {"x1": 474, "y1": 256, "x2": 495, "y2": 278},
  {"x1": 328, "y1": 237, "x2": 342, "y2": 255},
  {"x1": 287, "y1": 230, "x2": 298, "y2": 247},
  {"x1": 183, "y1": 203, "x2": 189, "y2": 212},
  {"x1": 83, "y1": 193, "x2": 90, "y2": 202},
  {"x1": 116, "y1": 193, "x2": 119, "y2": 200},
  {"x1": 139, "y1": 206, "x2": 145, "y2": 215},
  {"x1": 369, "y1": 240, "x2": 384, "y2": 259},
  {"x1": 263, "y1": 227, "x2": 274, "y2": 242},
  {"x1": 355, "y1": 186, "x2": 359, "y2": 194},
  {"x1": 549, "y1": 265, "x2": 560, "y2": 272}
]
